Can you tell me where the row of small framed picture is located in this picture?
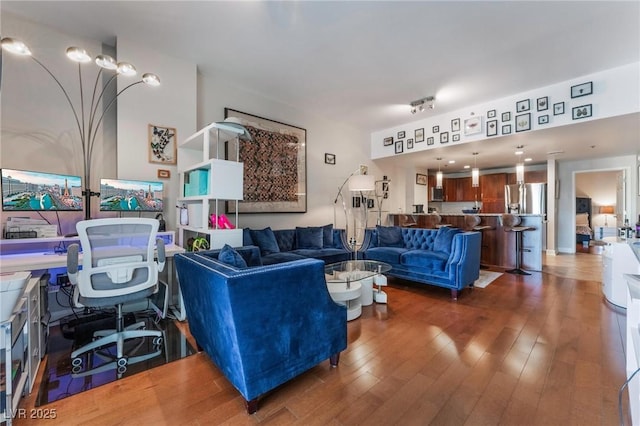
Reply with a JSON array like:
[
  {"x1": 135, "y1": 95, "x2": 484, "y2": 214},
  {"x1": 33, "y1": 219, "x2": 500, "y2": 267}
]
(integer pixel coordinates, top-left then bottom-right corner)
[{"x1": 386, "y1": 81, "x2": 594, "y2": 153}]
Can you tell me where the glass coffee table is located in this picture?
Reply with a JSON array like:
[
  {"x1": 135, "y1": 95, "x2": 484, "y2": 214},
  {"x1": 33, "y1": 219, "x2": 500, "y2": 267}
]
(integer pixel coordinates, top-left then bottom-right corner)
[{"x1": 324, "y1": 260, "x2": 391, "y2": 320}]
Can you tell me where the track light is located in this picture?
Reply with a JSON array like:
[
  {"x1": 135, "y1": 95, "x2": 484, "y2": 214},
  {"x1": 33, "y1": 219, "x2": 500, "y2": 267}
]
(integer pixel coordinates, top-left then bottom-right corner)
[{"x1": 409, "y1": 96, "x2": 435, "y2": 114}]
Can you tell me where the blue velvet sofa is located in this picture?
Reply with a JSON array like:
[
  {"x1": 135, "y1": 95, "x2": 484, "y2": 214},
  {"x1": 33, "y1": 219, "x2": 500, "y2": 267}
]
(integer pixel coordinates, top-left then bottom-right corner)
[
  {"x1": 360, "y1": 226, "x2": 481, "y2": 300},
  {"x1": 174, "y1": 246, "x2": 347, "y2": 414},
  {"x1": 242, "y1": 225, "x2": 351, "y2": 265}
]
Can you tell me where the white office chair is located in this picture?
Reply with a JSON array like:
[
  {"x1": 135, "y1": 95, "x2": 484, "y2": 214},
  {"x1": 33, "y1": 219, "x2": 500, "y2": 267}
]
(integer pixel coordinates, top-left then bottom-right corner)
[{"x1": 66, "y1": 218, "x2": 166, "y2": 375}]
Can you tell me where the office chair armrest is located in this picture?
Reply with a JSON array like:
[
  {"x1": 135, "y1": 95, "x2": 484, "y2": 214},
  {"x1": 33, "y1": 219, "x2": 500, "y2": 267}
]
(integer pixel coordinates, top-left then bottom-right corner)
[
  {"x1": 156, "y1": 238, "x2": 166, "y2": 273},
  {"x1": 67, "y1": 243, "x2": 80, "y2": 285}
]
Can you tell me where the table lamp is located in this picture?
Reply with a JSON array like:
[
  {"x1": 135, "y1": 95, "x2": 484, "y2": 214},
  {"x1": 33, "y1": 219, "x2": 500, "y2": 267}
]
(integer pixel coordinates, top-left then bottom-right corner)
[{"x1": 600, "y1": 205, "x2": 614, "y2": 226}]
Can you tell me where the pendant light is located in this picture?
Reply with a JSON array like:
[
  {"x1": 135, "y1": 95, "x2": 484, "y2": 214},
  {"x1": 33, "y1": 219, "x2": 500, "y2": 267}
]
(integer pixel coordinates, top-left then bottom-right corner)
[
  {"x1": 472, "y1": 152, "x2": 479, "y2": 187},
  {"x1": 515, "y1": 146, "x2": 525, "y2": 184},
  {"x1": 436, "y1": 157, "x2": 443, "y2": 189}
]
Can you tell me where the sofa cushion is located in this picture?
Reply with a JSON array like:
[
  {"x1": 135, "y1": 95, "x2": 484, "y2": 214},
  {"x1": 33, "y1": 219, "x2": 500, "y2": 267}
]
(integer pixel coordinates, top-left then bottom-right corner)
[
  {"x1": 218, "y1": 244, "x2": 248, "y2": 268},
  {"x1": 296, "y1": 226, "x2": 324, "y2": 249},
  {"x1": 377, "y1": 225, "x2": 404, "y2": 247},
  {"x1": 322, "y1": 224, "x2": 334, "y2": 248},
  {"x1": 434, "y1": 227, "x2": 461, "y2": 254},
  {"x1": 364, "y1": 247, "x2": 406, "y2": 264},
  {"x1": 400, "y1": 249, "x2": 448, "y2": 271},
  {"x1": 250, "y1": 227, "x2": 280, "y2": 256}
]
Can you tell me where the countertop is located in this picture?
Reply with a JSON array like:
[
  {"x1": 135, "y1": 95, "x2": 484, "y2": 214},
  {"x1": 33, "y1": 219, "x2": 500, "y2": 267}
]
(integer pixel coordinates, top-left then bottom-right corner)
[
  {"x1": 390, "y1": 213, "x2": 544, "y2": 217},
  {"x1": 603, "y1": 236, "x2": 640, "y2": 263}
]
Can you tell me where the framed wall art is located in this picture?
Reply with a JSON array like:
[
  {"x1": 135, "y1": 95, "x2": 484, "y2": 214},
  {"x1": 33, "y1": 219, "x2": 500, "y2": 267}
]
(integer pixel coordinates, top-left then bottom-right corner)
[
  {"x1": 324, "y1": 153, "x2": 336, "y2": 165},
  {"x1": 432, "y1": 125, "x2": 440, "y2": 133},
  {"x1": 440, "y1": 132, "x2": 449, "y2": 144},
  {"x1": 515, "y1": 113, "x2": 531, "y2": 132},
  {"x1": 486, "y1": 120, "x2": 498, "y2": 136},
  {"x1": 502, "y1": 124, "x2": 512, "y2": 135},
  {"x1": 538, "y1": 115, "x2": 549, "y2": 125},
  {"x1": 571, "y1": 81, "x2": 593, "y2": 98},
  {"x1": 148, "y1": 124, "x2": 177, "y2": 165},
  {"x1": 502, "y1": 111, "x2": 511, "y2": 122},
  {"x1": 536, "y1": 96, "x2": 548, "y2": 111},
  {"x1": 383, "y1": 136, "x2": 394, "y2": 146},
  {"x1": 452, "y1": 134, "x2": 460, "y2": 142},
  {"x1": 157, "y1": 169, "x2": 171, "y2": 179},
  {"x1": 395, "y1": 140, "x2": 403, "y2": 154},
  {"x1": 224, "y1": 108, "x2": 307, "y2": 213},
  {"x1": 516, "y1": 99, "x2": 530, "y2": 112},
  {"x1": 487, "y1": 110, "x2": 496, "y2": 119},
  {"x1": 553, "y1": 102, "x2": 565, "y2": 115},
  {"x1": 415, "y1": 128, "x2": 425, "y2": 142},
  {"x1": 407, "y1": 138, "x2": 414, "y2": 149},
  {"x1": 416, "y1": 173, "x2": 428, "y2": 185},
  {"x1": 397, "y1": 130, "x2": 406, "y2": 139},
  {"x1": 572, "y1": 104, "x2": 592, "y2": 120},
  {"x1": 451, "y1": 118, "x2": 461, "y2": 132},
  {"x1": 427, "y1": 137, "x2": 434, "y2": 145},
  {"x1": 464, "y1": 117, "x2": 482, "y2": 135}
]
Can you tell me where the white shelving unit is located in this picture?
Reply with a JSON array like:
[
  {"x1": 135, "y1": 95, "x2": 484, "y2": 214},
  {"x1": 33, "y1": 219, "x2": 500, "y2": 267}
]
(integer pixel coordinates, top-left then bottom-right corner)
[{"x1": 177, "y1": 122, "x2": 248, "y2": 249}]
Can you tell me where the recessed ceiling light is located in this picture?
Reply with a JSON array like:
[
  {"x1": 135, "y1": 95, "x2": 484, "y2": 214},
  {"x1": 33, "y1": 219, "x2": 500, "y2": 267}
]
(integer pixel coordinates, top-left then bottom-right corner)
[
  {"x1": 463, "y1": 165, "x2": 470, "y2": 169},
  {"x1": 515, "y1": 150, "x2": 524, "y2": 155},
  {"x1": 524, "y1": 158, "x2": 532, "y2": 162},
  {"x1": 448, "y1": 160, "x2": 455, "y2": 164}
]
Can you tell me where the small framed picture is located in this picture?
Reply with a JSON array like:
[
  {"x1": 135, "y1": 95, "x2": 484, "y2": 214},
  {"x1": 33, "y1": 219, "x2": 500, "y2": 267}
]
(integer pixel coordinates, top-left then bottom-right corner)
[
  {"x1": 440, "y1": 132, "x2": 449, "y2": 144},
  {"x1": 367, "y1": 198, "x2": 375, "y2": 209},
  {"x1": 538, "y1": 115, "x2": 549, "y2": 125},
  {"x1": 486, "y1": 120, "x2": 498, "y2": 136},
  {"x1": 324, "y1": 153, "x2": 336, "y2": 165},
  {"x1": 148, "y1": 124, "x2": 177, "y2": 165},
  {"x1": 516, "y1": 99, "x2": 530, "y2": 112},
  {"x1": 536, "y1": 96, "x2": 549, "y2": 111},
  {"x1": 395, "y1": 140, "x2": 403, "y2": 154},
  {"x1": 432, "y1": 125, "x2": 440, "y2": 133},
  {"x1": 416, "y1": 173, "x2": 428, "y2": 185},
  {"x1": 415, "y1": 128, "x2": 425, "y2": 142},
  {"x1": 515, "y1": 113, "x2": 531, "y2": 132},
  {"x1": 157, "y1": 169, "x2": 171, "y2": 179},
  {"x1": 571, "y1": 81, "x2": 593, "y2": 98},
  {"x1": 451, "y1": 118, "x2": 461, "y2": 132},
  {"x1": 427, "y1": 137, "x2": 435, "y2": 145},
  {"x1": 352, "y1": 196, "x2": 361, "y2": 208},
  {"x1": 407, "y1": 138, "x2": 414, "y2": 149},
  {"x1": 502, "y1": 111, "x2": 511, "y2": 122},
  {"x1": 452, "y1": 133, "x2": 460, "y2": 142},
  {"x1": 383, "y1": 136, "x2": 394, "y2": 146},
  {"x1": 572, "y1": 104, "x2": 592, "y2": 120},
  {"x1": 464, "y1": 117, "x2": 482, "y2": 135},
  {"x1": 502, "y1": 124, "x2": 512, "y2": 135},
  {"x1": 487, "y1": 109, "x2": 496, "y2": 118},
  {"x1": 553, "y1": 102, "x2": 565, "y2": 115},
  {"x1": 397, "y1": 130, "x2": 406, "y2": 139}
]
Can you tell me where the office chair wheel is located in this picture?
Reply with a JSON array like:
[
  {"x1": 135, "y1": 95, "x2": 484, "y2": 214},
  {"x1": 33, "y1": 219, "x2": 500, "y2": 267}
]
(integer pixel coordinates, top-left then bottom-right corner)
[
  {"x1": 117, "y1": 365, "x2": 127, "y2": 375},
  {"x1": 71, "y1": 357, "x2": 83, "y2": 367},
  {"x1": 117, "y1": 357, "x2": 128, "y2": 368},
  {"x1": 152, "y1": 336, "x2": 163, "y2": 346},
  {"x1": 72, "y1": 365, "x2": 82, "y2": 374}
]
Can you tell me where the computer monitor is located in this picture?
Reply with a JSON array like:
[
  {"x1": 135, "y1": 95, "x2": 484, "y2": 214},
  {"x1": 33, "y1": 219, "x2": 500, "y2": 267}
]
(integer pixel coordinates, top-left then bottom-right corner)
[
  {"x1": 1, "y1": 168, "x2": 83, "y2": 211},
  {"x1": 99, "y1": 178, "x2": 164, "y2": 212}
]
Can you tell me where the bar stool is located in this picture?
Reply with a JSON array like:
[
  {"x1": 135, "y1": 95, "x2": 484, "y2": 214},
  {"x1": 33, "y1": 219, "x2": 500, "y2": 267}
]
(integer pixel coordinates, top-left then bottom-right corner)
[
  {"x1": 398, "y1": 214, "x2": 417, "y2": 227},
  {"x1": 501, "y1": 214, "x2": 534, "y2": 275},
  {"x1": 464, "y1": 214, "x2": 494, "y2": 269}
]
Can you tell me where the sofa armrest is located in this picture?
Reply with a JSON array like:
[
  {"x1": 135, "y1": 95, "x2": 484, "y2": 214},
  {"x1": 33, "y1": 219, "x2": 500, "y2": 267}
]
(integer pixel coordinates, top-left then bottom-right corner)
[{"x1": 446, "y1": 232, "x2": 481, "y2": 287}]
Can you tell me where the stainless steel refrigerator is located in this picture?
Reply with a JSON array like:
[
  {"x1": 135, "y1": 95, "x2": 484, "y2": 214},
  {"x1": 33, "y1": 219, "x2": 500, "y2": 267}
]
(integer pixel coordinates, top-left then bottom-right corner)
[{"x1": 504, "y1": 183, "x2": 547, "y2": 215}]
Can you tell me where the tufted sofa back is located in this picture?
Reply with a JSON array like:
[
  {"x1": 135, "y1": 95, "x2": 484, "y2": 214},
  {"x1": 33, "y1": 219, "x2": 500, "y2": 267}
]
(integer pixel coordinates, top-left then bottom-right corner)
[{"x1": 366, "y1": 227, "x2": 439, "y2": 250}]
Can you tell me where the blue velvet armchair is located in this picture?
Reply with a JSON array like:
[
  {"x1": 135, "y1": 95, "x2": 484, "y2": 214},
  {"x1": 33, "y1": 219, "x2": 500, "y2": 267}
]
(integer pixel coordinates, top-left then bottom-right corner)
[{"x1": 174, "y1": 246, "x2": 347, "y2": 414}]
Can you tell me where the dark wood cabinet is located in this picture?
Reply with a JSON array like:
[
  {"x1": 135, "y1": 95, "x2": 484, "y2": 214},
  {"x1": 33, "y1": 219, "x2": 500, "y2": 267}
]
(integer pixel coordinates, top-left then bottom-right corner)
[
  {"x1": 444, "y1": 178, "x2": 456, "y2": 202},
  {"x1": 479, "y1": 173, "x2": 507, "y2": 213},
  {"x1": 456, "y1": 177, "x2": 479, "y2": 202}
]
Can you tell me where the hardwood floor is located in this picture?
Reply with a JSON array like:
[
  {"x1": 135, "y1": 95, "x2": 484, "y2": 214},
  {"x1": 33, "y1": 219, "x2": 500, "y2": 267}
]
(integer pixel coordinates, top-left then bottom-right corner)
[{"x1": 15, "y1": 251, "x2": 630, "y2": 425}]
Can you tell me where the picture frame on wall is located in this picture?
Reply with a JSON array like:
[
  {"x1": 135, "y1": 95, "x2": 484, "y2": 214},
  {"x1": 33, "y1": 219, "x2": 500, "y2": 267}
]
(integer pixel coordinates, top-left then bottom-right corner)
[
  {"x1": 416, "y1": 173, "x2": 428, "y2": 185},
  {"x1": 224, "y1": 108, "x2": 307, "y2": 213},
  {"x1": 516, "y1": 99, "x2": 530, "y2": 112},
  {"x1": 407, "y1": 138, "x2": 414, "y2": 149},
  {"x1": 451, "y1": 118, "x2": 461, "y2": 132},
  {"x1": 502, "y1": 111, "x2": 511, "y2": 122},
  {"x1": 502, "y1": 124, "x2": 512, "y2": 135},
  {"x1": 536, "y1": 96, "x2": 548, "y2": 111},
  {"x1": 324, "y1": 153, "x2": 336, "y2": 164},
  {"x1": 432, "y1": 125, "x2": 440, "y2": 133},
  {"x1": 572, "y1": 104, "x2": 592, "y2": 120},
  {"x1": 515, "y1": 113, "x2": 531, "y2": 132},
  {"x1": 397, "y1": 130, "x2": 406, "y2": 139},
  {"x1": 452, "y1": 133, "x2": 460, "y2": 142},
  {"x1": 538, "y1": 114, "x2": 549, "y2": 125},
  {"x1": 383, "y1": 136, "x2": 394, "y2": 146},
  {"x1": 553, "y1": 102, "x2": 565, "y2": 115},
  {"x1": 427, "y1": 137, "x2": 435, "y2": 145},
  {"x1": 571, "y1": 81, "x2": 593, "y2": 98},
  {"x1": 415, "y1": 128, "x2": 425, "y2": 142},
  {"x1": 148, "y1": 124, "x2": 177, "y2": 165},
  {"x1": 395, "y1": 140, "x2": 403, "y2": 154},
  {"x1": 440, "y1": 132, "x2": 449, "y2": 144},
  {"x1": 487, "y1": 109, "x2": 496, "y2": 118},
  {"x1": 486, "y1": 120, "x2": 498, "y2": 136},
  {"x1": 157, "y1": 169, "x2": 171, "y2": 179},
  {"x1": 464, "y1": 116, "x2": 482, "y2": 135}
]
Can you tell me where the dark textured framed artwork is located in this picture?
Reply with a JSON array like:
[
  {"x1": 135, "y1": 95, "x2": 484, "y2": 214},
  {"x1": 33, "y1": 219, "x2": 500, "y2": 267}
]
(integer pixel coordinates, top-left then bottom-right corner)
[
  {"x1": 572, "y1": 104, "x2": 592, "y2": 120},
  {"x1": 324, "y1": 153, "x2": 336, "y2": 165},
  {"x1": 516, "y1": 99, "x2": 530, "y2": 112},
  {"x1": 415, "y1": 128, "x2": 425, "y2": 142},
  {"x1": 427, "y1": 137, "x2": 435, "y2": 145},
  {"x1": 515, "y1": 113, "x2": 531, "y2": 132},
  {"x1": 224, "y1": 108, "x2": 306, "y2": 213},
  {"x1": 451, "y1": 118, "x2": 461, "y2": 132},
  {"x1": 553, "y1": 102, "x2": 565, "y2": 115},
  {"x1": 571, "y1": 81, "x2": 593, "y2": 98},
  {"x1": 383, "y1": 136, "x2": 394, "y2": 146},
  {"x1": 502, "y1": 111, "x2": 511, "y2": 122},
  {"x1": 486, "y1": 120, "x2": 498, "y2": 136},
  {"x1": 538, "y1": 115, "x2": 549, "y2": 125},
  {"x1": 395, "y1": 140, "x2": 403, "y2": 154},
  {"x1": 536, "y1": 96, "x2": 548, "y2": 111},
  {"x1": 502, "y1": 124, "x2": 512, "y2": 135},
  {"x1": 440, "y1": 132, "x2": 449, "y2": 144}
]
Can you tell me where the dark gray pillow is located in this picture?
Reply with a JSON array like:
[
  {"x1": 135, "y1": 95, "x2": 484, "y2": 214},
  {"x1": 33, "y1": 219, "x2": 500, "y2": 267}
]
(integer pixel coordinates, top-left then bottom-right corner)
[
  {"x1": 434, "y1": 227, "x2": 462, "y2": 254},
  {"x1": 218, "y1": 244, "x2": 248, "y2": 268},
  {"x1": 296, "y1": 226, "x2": 324, "y2": 249},
  {"x1": 249, "y1": 227, "x2": 280, "y2": 255},
  {"x1": 322, "y1": 224, "x2": 334, "y2": 248},
  {"x1": 377, "y1": 225, "x2": 404, "y2": 247}
]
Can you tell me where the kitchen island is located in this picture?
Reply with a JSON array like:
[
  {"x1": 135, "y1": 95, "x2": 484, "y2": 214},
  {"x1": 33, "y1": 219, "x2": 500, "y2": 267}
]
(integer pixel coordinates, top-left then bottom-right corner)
[{"x1": 389, "y1": 213, "x2": 544, "y2": 272}]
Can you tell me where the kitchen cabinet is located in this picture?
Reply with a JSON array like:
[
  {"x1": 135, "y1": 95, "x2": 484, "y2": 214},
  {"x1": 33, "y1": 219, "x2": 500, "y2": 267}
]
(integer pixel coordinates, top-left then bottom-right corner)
[{"x1": 479, "y1": 173, "x2": 507, "y2": 213}]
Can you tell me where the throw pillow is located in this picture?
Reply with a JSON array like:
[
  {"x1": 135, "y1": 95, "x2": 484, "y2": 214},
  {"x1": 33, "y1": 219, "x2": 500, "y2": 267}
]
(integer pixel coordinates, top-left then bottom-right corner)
[
  {"x1": 218, "y1": 244, "x2": 248, "y2": 268},
  {"x1": 377, "y1": 225, "x2": 404, "y2": 247},
  {"x1": 322, "y1": 224, "x2": 334, "y2": 248},
  {"x1": 249, "y1": 227, "x2": 280, "y2": 255},
  {"x1": 296, "y1": 226, "x2": 324, "y2": 250},
  {"x1": 433, "y1": 227, "x2": 461, "y2": 254}
]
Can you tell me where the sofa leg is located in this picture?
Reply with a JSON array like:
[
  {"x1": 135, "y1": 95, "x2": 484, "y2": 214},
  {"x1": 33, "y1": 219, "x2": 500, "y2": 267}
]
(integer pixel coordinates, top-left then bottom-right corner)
[
  {"x1": 330, "y1": 353, "x2": 340, "y2": 367},
  {"x1": 245, "y1": 398, "x2": 258, "y2": 414},
  {"x1": 450, "y1": 289, "x2": 458, "y2": 301}
]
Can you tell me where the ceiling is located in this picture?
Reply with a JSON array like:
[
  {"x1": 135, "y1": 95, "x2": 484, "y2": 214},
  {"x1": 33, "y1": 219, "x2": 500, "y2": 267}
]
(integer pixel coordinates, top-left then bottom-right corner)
[{"x1": 2, "y1": 1, "x2": 639, "y2": 172}]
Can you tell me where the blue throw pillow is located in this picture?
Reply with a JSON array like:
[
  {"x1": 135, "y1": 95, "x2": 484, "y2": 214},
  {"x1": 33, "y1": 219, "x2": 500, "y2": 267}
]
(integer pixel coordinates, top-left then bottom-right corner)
[
  {"x1": 249, "y1": 227, "x2": 280, "y2": 255},
  {"x1": 322, "y1": 224, "x2": 334, "y2": 248},
  {"x1": 433, "y1": 227, "x2": 461, "y2": 254},
  {"x1": 218, "y1": 244, "x2": 248, "y2": 268},
  {"x1": 296, "y1": 226, "x2": 324, "y2": 249},
  {"x1": 377, "y1": 225, "x2": 404, "y2": 247}
]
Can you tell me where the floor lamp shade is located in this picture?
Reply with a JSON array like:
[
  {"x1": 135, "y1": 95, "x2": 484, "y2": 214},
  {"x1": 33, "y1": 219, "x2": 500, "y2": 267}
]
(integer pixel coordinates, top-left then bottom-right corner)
[{"x1": 348, "y1": 175, "x2": 376, "y2": 192}]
